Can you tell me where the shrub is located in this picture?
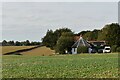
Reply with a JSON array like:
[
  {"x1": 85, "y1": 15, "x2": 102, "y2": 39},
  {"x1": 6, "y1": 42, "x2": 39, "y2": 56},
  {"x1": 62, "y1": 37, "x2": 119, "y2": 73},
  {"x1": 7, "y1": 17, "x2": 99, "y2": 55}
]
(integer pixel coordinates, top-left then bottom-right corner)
[
  {"x1": 56, "y1": 32, "x2": 74, "y2": 54},
  {"x1": 116, "y1": 47, "x2": 120, "y2": 52},
  {"x1": 77, "y1": 46, "x2": 88, "y2": 53},
  {"x1": 111, "y1": 45, "x2": 118, "y2": 52}
]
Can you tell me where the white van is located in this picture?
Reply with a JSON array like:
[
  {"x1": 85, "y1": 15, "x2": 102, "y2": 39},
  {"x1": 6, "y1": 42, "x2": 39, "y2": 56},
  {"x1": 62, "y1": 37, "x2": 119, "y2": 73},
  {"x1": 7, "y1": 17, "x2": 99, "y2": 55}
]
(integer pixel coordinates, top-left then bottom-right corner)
[{"x1": 103, "y1": 46, "x2": 111, "y2": 53}]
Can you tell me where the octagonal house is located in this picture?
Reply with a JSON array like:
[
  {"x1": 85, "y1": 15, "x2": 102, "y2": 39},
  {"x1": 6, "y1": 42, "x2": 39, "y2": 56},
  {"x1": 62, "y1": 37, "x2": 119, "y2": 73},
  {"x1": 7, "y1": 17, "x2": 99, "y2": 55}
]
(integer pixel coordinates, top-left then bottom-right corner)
[{"x1": 71, "y1": 36, "x2": 90, "y2": 54}]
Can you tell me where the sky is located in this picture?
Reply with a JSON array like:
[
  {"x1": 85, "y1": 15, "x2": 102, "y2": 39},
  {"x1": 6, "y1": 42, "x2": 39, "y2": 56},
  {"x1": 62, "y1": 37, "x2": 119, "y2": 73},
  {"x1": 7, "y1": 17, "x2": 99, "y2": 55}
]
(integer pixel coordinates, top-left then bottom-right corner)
[
  {"x1": 1, "y1": 0, "x2": 120, "y2": 2},
  {"x1": 1, "y1": 2, "x2": 118, "y2": 42}
]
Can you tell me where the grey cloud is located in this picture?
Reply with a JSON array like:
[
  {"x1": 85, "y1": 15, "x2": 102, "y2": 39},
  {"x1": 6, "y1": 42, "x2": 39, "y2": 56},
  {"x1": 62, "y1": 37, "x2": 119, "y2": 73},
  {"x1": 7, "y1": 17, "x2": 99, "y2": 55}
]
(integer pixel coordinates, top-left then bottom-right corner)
[{"x1": 2, "y1": 2, "x2": 118, "y2": 41}]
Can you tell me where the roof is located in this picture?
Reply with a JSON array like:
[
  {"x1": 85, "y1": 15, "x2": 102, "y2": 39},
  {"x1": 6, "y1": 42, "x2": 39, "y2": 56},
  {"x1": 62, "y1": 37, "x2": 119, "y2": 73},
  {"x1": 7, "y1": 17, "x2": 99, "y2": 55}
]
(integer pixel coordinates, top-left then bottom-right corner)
[
  {"x1": 72, "y1": 36, "x2": 90, "y2": 48},
  {"x1": 88, "y1": 41, "x2": 106, "y2": 43},
  {"x1": 88, "y1": 41, "x2": 106, "y2": 46}
]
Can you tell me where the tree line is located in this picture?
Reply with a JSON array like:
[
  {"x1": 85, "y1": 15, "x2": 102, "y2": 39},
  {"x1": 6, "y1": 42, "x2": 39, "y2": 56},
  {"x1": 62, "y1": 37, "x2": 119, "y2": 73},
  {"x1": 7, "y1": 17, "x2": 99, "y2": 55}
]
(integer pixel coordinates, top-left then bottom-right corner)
[
  {"x1": 2, "y1": 40, "x2": 41, "y2": 46},
  {"x1": 2, "y1": 23, "x2": 120, "y2": 53},
  {"x1": 42, "y1": 23, "x2": 120, "y2": 54}
]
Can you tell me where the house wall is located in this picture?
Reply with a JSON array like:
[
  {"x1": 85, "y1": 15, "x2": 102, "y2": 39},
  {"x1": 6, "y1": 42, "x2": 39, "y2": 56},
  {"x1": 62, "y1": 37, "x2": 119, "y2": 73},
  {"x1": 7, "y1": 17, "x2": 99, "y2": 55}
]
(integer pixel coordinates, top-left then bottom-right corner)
[
  {"x1": 72, "y1": 48, "x2": 77, "y2": 54},
  {"x1": 88, "y1": 48, "x2": 92, "y2": 53}
]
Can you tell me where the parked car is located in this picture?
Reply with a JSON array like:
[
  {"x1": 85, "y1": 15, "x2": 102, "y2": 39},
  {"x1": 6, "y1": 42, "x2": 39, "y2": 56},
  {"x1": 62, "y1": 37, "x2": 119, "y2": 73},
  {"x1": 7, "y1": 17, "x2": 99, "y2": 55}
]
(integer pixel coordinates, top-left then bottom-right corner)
[
  {"x1": 103, "y1": 46, "x2": 111, "y2": 53},
  {"x1": 98, "y1": 49, "x2": 103, "y2": 53},
  {"x1": 91, "y1": 49, "x2": 97, "y2": 53}
]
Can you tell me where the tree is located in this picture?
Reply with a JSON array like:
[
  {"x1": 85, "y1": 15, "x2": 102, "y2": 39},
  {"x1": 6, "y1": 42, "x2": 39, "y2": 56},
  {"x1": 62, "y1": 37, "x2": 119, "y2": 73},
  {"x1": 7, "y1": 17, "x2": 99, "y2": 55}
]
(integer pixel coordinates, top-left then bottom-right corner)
[
  {"x1": 42, "y1": 29, "x2": 55, "y2": 49},
  {"x1": 83, "y1": 31, "x2": 93, "y2": 41},
  {"x1": 56, "y1": 32, "x2": 74, "y2": 54},
  {"x1": 2, "y1": 40, "x2": 7, "y2": 46},
  {"x1": 31, "y1": 41, "x2": 41, "y2": 45},
  {"x1": 8, "y1": 41, "x2": 14, "y2": 46},
  {"x1": 15, "y1": 41, "x2": 21, "y2": 46},
  {"x1": 116, "y1": 47, "x2": 120, "y2": 52},
  {"x1": 42, "y1": 28, "x2": 72, "y2": 49},
  {"x1": 97, "y1": 23, "x2": 120, "y2": 46},
  {"x1": 91, "y1": 29, "x2": 100, "y2": 40},
  {"x1": 77, "y1": 30, "x2": 91, "y2": 36},
  {"x1": 111, "y1": 45, "x2": 118, "y2": 52},
  {"x1": 25, "y1": 40, "x2": 30, "y2": 46},
  {"x1": 82, "y1": 29, "x2": 100, "y2": 41}
]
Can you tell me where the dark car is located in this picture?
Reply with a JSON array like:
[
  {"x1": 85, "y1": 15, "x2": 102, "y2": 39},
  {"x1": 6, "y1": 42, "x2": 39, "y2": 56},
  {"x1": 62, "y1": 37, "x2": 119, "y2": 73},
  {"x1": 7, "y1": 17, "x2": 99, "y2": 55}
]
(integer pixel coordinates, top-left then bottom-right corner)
[
  {"x1": 91, "y1": 49, "x2": 97, "y2": 53},
  {"x1": 98, "y1": 49, "x2": 103, "y2": 53}
]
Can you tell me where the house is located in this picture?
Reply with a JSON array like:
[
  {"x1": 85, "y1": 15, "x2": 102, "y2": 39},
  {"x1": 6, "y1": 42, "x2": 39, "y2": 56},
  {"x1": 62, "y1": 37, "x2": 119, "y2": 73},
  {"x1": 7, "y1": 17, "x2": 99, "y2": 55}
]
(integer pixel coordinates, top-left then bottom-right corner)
[
  {"x1": 71, "y1": 35, "x2": 106, "y2": 54},
  {"x1": 71, "y1": 35, "x2": 91, "y2": 54}
]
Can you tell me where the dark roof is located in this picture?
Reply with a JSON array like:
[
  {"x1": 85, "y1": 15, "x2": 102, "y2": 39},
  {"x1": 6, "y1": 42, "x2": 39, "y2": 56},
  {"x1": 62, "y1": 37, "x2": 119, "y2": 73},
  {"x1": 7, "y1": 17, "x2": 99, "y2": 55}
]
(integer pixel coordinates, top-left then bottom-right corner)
[
  {"x1": 88, "y1": 41, "x2": 106, "y2": 46},
  {"x1": 88, "y1": 41, "x2": 106, "y2": 43}
]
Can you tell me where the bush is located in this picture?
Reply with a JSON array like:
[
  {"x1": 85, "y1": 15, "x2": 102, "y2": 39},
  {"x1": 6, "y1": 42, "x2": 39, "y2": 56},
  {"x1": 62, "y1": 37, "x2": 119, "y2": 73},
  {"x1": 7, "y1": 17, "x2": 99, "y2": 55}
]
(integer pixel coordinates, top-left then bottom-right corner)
[
  {"x1": 77, "y1": 46, "x2": 88, "y2": 53},
  {"x1": 116, "y1": 47, "x2": 120, "y2": 52},
  {"x1": 111, "y1": 45, "x2": 118, "y2": 52},
  {"x1": 56, "y1": 32, "x2": 74, "y2": 54}
]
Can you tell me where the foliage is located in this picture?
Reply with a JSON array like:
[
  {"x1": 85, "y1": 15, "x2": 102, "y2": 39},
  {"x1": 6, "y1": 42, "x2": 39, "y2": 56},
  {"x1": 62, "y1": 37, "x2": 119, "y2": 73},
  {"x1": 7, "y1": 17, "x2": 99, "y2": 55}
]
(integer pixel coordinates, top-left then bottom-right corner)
[
  {"x1": 83, "y1": 32, "x2": 93, "y2": 40},
  {"x1": 25, "y1": 40, "x2": 30, "y2": 46},
  {"x1": 77, "y1": 23, "x2": 120, "y2": 47},
  {"x1": 111, "y1": 45, "x2": 118, "y2": 52},
  {"x1": 77, "y1": 30, "x2": 91, "y2": 36},
  {"x1": 8, "y1": 41, "x2": 15, "y2": 46},
  {"x1": 2, "y1": 40, "x2": 8, "y2": 46},
  {"x1": 42, "y1": 30, "x2": 55, "y2": 49},
  {"x1": 15, "y1": 41, "x2": 21, "y2": 46},
  {"x1": 2, "y1": 40, "x2": 41, "y2": 46},
  {"x1": 116, "y1": 47, "x2": 120, "y2": 52},
  {"x1": 42, "y1": 28, "x2": 72, "y2": 50},
  {"x1": 30, "y1": 41, "x2": 41, "y2": 45},
  {"x1": 2, "y1": 53, "x2": 118, "y2": 78},
  {"x1": 77, "y1": 46, "x2": 88, "y2": 53},
  {"x1": 77, "y1": 29, "x2": 100, "y2": 41},
  {"x1": 56, "y1": 32, "x2": 74, "y2": 54},
  {"x1": 91, "y1": 29, "x2": 100, "y2": 40},
  {"x1": 97, "y1": 23, "x2": 120, "y2": 46}
]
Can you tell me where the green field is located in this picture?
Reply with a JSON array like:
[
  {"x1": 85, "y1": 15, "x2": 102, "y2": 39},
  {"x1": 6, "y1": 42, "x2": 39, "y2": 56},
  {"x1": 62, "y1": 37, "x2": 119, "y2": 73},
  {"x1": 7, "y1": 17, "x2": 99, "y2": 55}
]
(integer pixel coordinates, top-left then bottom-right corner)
[{"x1": 2, "y1": 53, "x2": 118, "y2": 78}]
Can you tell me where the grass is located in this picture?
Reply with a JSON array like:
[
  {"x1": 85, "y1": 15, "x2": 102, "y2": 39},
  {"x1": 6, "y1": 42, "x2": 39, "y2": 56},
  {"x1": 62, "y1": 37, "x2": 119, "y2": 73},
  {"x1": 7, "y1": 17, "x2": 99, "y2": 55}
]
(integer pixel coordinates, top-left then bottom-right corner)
[
  {"x1": 21, "y1": 46, "x2": 55, "y2": 56},
  {"x1": 2, "y1": 53, "x2": 118, "y2": 78},
  {"x1": 1, "y1": 46, "x2": 35, "y2": 54}
]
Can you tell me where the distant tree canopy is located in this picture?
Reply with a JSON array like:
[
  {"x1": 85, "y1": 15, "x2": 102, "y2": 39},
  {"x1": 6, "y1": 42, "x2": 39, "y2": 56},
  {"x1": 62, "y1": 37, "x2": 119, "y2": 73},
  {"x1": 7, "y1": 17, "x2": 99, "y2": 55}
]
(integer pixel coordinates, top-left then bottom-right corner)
[
  {"x1": 2, "y1": 40, "x2": 41, "y2": 46},
  {"x1": 97, "y1": 23, "x2": 120, "y2": 46},
  {"x1": 82, "y1": 29, "x2": 100, "y2": 41},
  {"x1": 80, "y1": 23, "x2": 120, "y2": 46},
  {"x1": 2, "y1": 40, "x2": 8, "y2": 46},
  {"x1": 77, "y1": 30, "x2": 91, "y2": 36},
  {"x1": 42, "y1": 28, "x2": 72, "y2": 49}
]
